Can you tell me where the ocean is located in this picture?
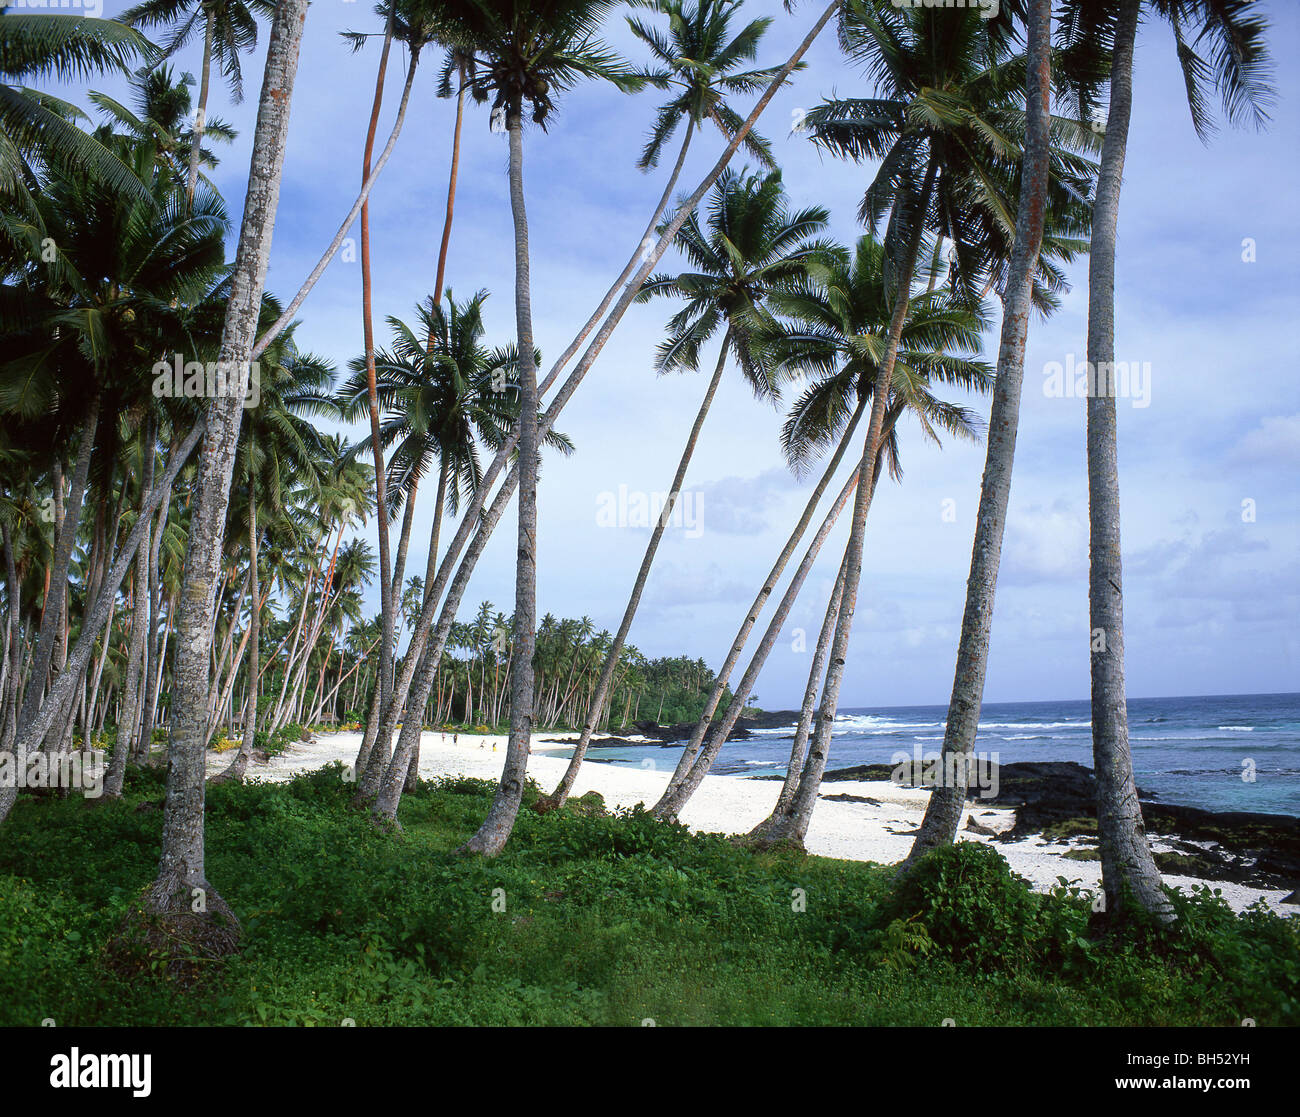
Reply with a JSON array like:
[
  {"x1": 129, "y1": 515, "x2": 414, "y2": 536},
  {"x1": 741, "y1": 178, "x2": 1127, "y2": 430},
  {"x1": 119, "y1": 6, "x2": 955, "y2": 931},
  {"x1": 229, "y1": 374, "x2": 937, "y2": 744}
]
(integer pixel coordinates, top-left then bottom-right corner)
[{"x1": 576, "y1": 692, "x2": 1300, "y2": 818}]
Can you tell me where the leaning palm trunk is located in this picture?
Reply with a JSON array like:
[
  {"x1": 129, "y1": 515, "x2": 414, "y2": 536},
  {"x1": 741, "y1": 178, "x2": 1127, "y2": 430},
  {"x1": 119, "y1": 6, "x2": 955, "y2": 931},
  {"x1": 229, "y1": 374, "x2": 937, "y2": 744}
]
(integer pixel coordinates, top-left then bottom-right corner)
[
  {"x1": 84, "y1": 589, "x2": 117, "y2": 750},
  {"x1": 0, "y1": 422, "x2": 205, "y2": 823},
  {"x1": 906, "y1": 0, "x2": 1057, "y2": 865},
  {"x1": 268, "y1": 569, "x2": 314, "y2": 731},
  {"x1": 355, "y1": 114, "x2": 700, "y2": 788},
  {"x1": 140, "y1": 0, "x2": 308, "y2": 932},
  {"x1": 15, "y1": 392, "x2": 100, "y2": 741},
  {"x1": 750, "y1": 550, "x2": 848, "y2": 839},
  {"x1": 364, "y1": 0, "x2": 843, "y2": 818},
  {"x1": 459, "y1": 104, "x2": 539, "y2": 855},
  {"x1": 398, "y1": 464, "x2": 449, "y2": 789},
  {"x1": 184, "y1": 6, "x2": 216, "y2": 211},
  {"x1": 204, "y1": 573, "x2": 248, "y2": 738},
  {"x1": 432, "y1": 75, "x2": 467, "y2": 305},
  {"x1": 658, "y1": 460, "x2": 867, "y2": 821},
  {"x1": 662, "y1": 398, "x2": 868, "y2": 797},
  {"x1": 360, "y1": 12, "x2": 402, "y2": 740},
  {"x1": 250, "y1": 18, "x2": 418, "y2": 363},
  {"x1": 0, "y1": 523, "x2": 18, "y2": 742},
  {"x1": 137, "y1": 473, "x2": 172, "y2": 762},
  {"x1": 216, "y1": 479, "x2": 261, "y2": 784},
  {"x1": 389, "y1": 482, "x2": 420, "y2": 614},
  {"x1": 537, "y1": 115, "x2": 697, "y2": 400},
  {"x1": 103, "y1": 526, "x2": 151, "y2": 798},
  {"x1": 754, "y1": 150, "x2": 937, "y2": 848},
  {"x1": 547, "y1": 328, "x2": 731, "y2": 806},
  {"x1": 1082, "y1": 0, "x2": 1171, "y2": 920}
]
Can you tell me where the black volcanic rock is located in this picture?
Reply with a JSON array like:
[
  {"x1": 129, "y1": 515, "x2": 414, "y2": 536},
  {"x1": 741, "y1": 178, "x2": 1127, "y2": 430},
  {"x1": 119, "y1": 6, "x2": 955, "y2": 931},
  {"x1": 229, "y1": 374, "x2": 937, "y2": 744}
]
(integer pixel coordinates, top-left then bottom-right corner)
[
  {"x1": 542, "y1": 735, "x2": 644, "y2": 749},
  {"x1": 813, "y1": 758, "x2": 1300, "y2": 893},
  {"x1": 630, "y1": 711, "x2": 801, "y2": 745}
]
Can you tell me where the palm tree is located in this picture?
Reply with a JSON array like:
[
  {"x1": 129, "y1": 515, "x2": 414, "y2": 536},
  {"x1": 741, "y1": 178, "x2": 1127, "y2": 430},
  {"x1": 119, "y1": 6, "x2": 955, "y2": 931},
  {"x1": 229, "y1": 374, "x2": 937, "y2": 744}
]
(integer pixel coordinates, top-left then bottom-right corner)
[
  {"x1": 0, "y1": 112, "x2": 227, "y2": 770},
  {"x1": 360, "y1": 0, "x2": 841, "y2": 830},
  {"x1": 89, "y1": 63, "x2": 237, "y2": 192},
  {"x1": 548, "y1": 165, "x2": 832, "y2": 806},
  {"x1": 631, "y1": 0, "x2": 785, "y2": 171},
  {"x1": 659, "y1": 234, "x2": 993, "y2": 825},
  {"x1": 119, "y1": 0, "x2": 276, "y2": 210},
  {"x1": 0, "y1": 9, "x2": 152, "y2": 233},
  {"x1": 349, "y1": 0, "x2": 417, "y2": 764},
  {"x1": 434, "y1": 0, "x2": 638, "y2": 856},
  {"x1": 368, "y1": 334, "x2": 576, "y2": 819},
  {"x1": 1036, "y1": 0, "x2": 1271, "y2": 918},
  {"x1": 340, "y1": 294, "x2": 476, "y2": 764},
  {"x1": 138, "y1": 0, "x2": 307, "y2": 945},
  {"x1": 339, "y1": 291, "x2": 519, "y2": 636},
  {"x1": 903, "y1": 0, "x2": 1083, "y2": 866},
  {"x1": 214, "y1": 312, "x2": 333, "y2": 783},
  {"x1": 507, "y1": 0, "x2": 790, "y2": 417},
  {"x1": 338, "y1": 290, "x2": 552, "y2": 798},
  {"x1": 774, "y1": 0, "x2": 1091, "y2": 857}
]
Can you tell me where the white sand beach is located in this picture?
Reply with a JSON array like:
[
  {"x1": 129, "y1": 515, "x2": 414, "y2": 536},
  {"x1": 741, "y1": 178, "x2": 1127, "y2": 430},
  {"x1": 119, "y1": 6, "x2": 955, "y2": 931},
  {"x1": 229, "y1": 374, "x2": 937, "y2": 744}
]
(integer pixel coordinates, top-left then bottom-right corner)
[{"x1": 209, "y1": 728, "x2": 1296, "y2": 915}]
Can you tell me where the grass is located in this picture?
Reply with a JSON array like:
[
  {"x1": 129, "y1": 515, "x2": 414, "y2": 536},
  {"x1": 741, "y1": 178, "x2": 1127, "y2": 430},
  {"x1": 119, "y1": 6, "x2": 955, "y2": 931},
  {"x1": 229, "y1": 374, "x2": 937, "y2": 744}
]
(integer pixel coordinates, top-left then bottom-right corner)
[{"x1": 1, "y1": 763, "x2": 1296, "y2": 1026}]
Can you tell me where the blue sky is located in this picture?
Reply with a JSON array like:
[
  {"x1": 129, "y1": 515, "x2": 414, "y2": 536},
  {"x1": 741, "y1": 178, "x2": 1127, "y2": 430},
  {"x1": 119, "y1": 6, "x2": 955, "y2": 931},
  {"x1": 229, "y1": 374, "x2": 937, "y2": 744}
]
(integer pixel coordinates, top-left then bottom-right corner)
[{"x1": 61, "y1": 0, "x2": 1300, "y2": 708}]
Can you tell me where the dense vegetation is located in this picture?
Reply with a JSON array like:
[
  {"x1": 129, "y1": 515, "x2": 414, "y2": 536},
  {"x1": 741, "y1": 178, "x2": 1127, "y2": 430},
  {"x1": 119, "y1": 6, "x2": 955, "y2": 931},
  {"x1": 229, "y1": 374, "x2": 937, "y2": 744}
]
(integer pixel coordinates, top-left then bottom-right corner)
[{"x1": 1, "y1": 768, "x2": 1295, "y2": 1026}]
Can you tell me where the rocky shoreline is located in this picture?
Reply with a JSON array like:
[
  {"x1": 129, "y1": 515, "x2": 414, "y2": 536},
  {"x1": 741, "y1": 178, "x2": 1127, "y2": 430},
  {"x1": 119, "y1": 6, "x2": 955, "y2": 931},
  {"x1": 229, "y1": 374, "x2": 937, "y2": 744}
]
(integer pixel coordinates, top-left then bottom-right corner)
[
  {"x1": 542, "y1": 718, "x2": 1299, "y2": 901},
  {"x1": 542, "y1": 709, "x2": 803, "y2": 751},
  {"x1": 802, "y1": 759, "x2": 1300, "y2": 899}
]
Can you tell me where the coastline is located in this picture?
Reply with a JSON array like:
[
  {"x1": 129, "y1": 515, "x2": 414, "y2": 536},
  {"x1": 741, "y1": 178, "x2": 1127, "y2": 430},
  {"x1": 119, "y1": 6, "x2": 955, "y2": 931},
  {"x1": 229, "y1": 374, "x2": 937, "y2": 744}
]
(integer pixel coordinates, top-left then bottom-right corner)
[{"x1": 209, "y1": 728, "x2": 1297, "y2": 914}]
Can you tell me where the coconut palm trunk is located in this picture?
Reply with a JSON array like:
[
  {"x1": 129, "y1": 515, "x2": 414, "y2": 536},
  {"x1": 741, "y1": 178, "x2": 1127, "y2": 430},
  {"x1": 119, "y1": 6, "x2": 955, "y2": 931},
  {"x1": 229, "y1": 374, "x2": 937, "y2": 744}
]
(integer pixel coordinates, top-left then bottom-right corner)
[
  {"x1": 184, "y1": 4, "x2": 216, "y2": 211},
  {"x1": 366, "y1": 0, "x2": 842, "y2": 819},
  {"x1": 360, "y1": 9, "x2": 399, "y2": 746},
  {"x1": 754, "y1": 154, "x2": 935, "y2": 849},
  {"x1": 383, "y1": 64, "x2": 470, "y2": 620},
  {"x1": 659, "y1": 454, "x2": 871, "y2": 822},
  {"x1": 433, "y1": 72, "x2": 467, "y2": 304},
  {"x1": 14, "y1": 392, "x2": 100, "y2": 742},
  {"x1": 460, "y1": 101, "x2": 538, "y2": 856},
  {"x1": 1, "y1": 523, "x2": 19, "y2": 742},
  {"x1": 138, "y1": 479, "x2": 173, "y2": 760},
  {"x1": 906, "y1": 0, "x2": 1058, "y2": 864},
  {"x1": 548, "y1": 328, "x2": 731, "y2": 805},
  {"x1": 661, "y1": 399, "x2": 867, "y2": 798},
  {"x1": 1081, "y1": 0, "x2": 1171, "y2": 920},
  {"x1": 141, "y1": 0, "x2": 307, "y2": 929},
  {"x1": 216, "y1": 474, "x2": 260, "y2": 782},
  {"x1": 103, "y1": 527, "x2": 151, "y2": 798},
  {"x1": 399, "y1": 461, "x2": 449, "y2": 790},
  {"x1": 389, "y1": 487, "x2": 419, "y2": 612},
  {"x1": 750, "y1": 549, "x2": 847, "y2": 838}
]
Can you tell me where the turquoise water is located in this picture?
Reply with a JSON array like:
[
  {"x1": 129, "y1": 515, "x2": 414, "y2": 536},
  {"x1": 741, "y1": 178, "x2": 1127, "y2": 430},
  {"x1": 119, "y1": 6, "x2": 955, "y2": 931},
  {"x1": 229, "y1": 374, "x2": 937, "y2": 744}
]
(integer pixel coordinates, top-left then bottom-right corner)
[{"x1": 578, "y1": 692, "x2": 1300, "y2": 817}]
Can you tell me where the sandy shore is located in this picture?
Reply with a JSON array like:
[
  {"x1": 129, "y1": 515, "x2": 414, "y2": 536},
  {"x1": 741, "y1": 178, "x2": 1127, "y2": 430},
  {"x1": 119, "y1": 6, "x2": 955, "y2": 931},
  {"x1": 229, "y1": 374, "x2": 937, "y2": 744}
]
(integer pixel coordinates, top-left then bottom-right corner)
[{"x1": 208, "y1": 728, "x2": 1295, "y2": 914}]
